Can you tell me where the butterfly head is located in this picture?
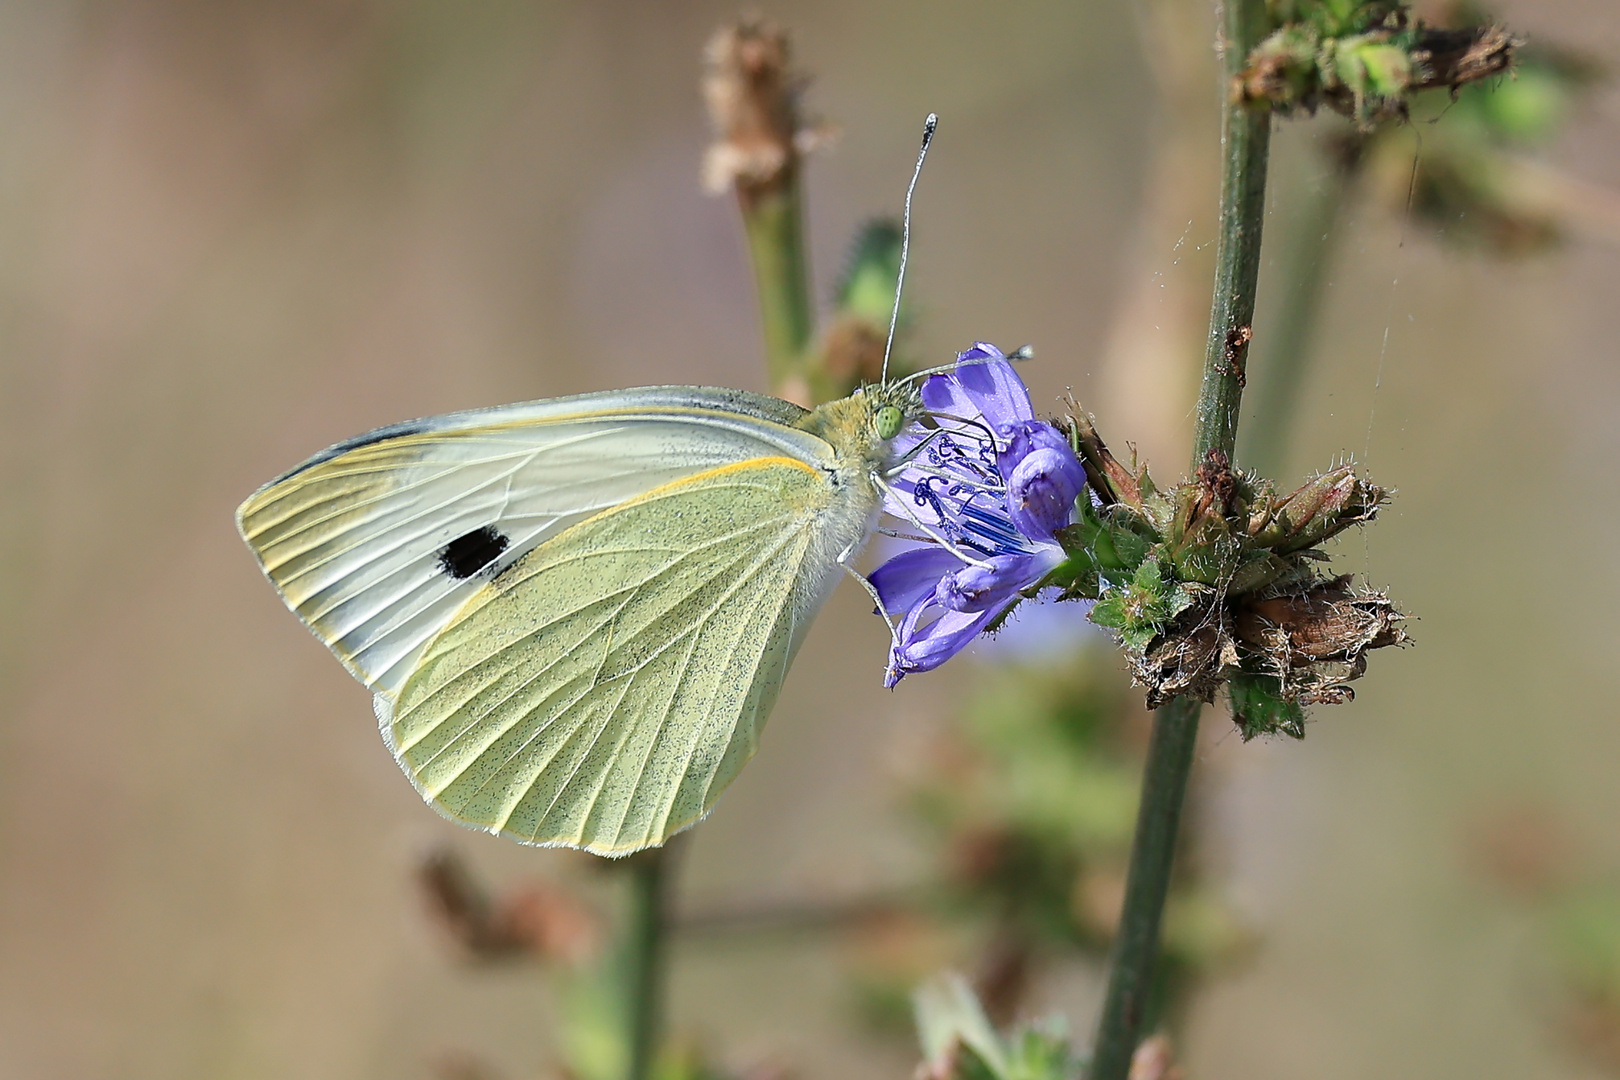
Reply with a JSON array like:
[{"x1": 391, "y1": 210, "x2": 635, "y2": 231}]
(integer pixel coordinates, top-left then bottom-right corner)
[
  {"x1": 799, "y1": 379, "x2": 924, "y2": 473},
  {"x1": 863, "y1": 379, "x2": 926, "y2": 443}
]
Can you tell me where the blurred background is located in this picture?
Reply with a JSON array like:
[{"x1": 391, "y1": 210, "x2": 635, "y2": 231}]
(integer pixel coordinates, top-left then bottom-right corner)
[{"x1": 0, "y1": 1, "x2": 1617, "y2": 1077}]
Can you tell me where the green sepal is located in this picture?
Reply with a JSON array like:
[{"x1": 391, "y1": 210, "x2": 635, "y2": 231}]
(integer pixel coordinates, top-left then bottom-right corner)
[
  {"x1": 1333, "y1": 34, "x2": 1413, "y2": 119},
  {"x1": 1055, "y1": 514, "x2": 1108, "y2": 567},
  {"x1": 1269, "y1": 0, "x2": 1401, "y2": 37},
  {"x1": 1057, "y1": 500, "x2": 1152, "y2": 576},
  {"x1": 1120, "y1": 624, "x2": 1157, "y2": 651},
  {"x1": 1226, "y1": 549, "x2": 1292, "y2": 596},
  {"x1": 1251, "y1": 465, "x2": 1384, "y2": 554},
  {"x1": 1039, "y1": 554, "x2": 1101, "y2": 601},
  {"x1": 982, "y1": 597, "x2": 1024, "y2": 636},
  {"x1": 1170, "y1": 531, "x2": 1239, "y2": 587}
]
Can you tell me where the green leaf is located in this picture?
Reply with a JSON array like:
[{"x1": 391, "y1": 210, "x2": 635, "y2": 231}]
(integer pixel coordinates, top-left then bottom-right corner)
[
  {"x1": 1228, "y1": 672, "x2": 1306, "y2": 740},
  {"x1": 913, "y1": 974, "x2": 1082, "y2": 1080},
  {"x1": 1089, "y1": 595, "x2": 1128, "y2": 629},
  {"x1": 1002, "y1": 1025, "x2": 1083, "y2": 1080}
]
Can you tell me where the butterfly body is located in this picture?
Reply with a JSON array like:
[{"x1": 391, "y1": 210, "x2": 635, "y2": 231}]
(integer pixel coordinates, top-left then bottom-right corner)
[{"x1": 239, "y1": 381, "x2": 920, "y2": 854}]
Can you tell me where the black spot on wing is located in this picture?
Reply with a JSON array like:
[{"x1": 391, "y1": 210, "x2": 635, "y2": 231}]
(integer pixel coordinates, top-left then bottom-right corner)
[{"x1": 439, "y1": 526, "x2": 510, "y2": 579}]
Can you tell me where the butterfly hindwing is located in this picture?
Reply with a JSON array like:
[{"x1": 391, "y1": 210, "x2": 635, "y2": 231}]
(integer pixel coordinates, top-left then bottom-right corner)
[
  {"x1": 236, "y1": 388, "x2": 825, "y2": 695},
  {"x1": 380, "y1": 456, "x2": 837, "y2": 854}
]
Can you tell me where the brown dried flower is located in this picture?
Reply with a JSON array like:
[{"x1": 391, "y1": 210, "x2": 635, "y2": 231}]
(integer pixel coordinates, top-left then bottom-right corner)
[{"x1": 701, "y1": 19, "x2": 827, "y2": 201}]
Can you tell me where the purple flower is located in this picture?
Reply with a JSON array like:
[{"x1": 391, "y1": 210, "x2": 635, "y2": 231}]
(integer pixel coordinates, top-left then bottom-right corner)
[{"x1": 870, "y1": 343, "x2": 1086, "y2": 686}]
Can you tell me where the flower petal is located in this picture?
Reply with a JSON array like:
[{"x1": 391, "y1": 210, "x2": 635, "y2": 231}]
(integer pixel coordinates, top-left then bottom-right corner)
[
  {"x1": 920, "y1": 344, "x2": 1032, "y2": 431},
  {"x1": 873, "y1": 345, "x2": 1087, "y2": 688},
  {"x1": 892, "y1": 606, "x2": 997, "y2": 681},
  {"x1": 881, "y1": 474, "x2": 959, "y2": 536},
  {"x1": 868, "y1": 545, "x2": 964, "y2": 613},
  {"x1": 919, "y1": 372, "x2": 978, "y2": 423},
  {"x1": 951, "y1": 343, "x2": 1033, "y2": 426}
]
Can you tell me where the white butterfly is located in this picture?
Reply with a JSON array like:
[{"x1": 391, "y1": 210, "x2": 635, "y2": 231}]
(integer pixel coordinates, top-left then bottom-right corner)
[{"x1": 238, "y1": 382, "x2": 921, "y2": 855}]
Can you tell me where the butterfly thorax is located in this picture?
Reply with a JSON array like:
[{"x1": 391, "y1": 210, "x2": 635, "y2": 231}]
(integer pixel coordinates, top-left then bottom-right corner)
[{"x1": 797, "y1": 382, "x2": 924, "y2": 480}]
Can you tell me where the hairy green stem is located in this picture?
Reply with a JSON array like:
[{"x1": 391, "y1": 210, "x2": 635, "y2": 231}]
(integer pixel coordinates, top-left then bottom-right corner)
[
  {"x1": 621, "y1": 847, "x2": 670, "y2": 1080},
  {"x1": 1191, "y1": 76, "x2": 1272, "y2": 459},
  {"x1": 1243, "y1": 156, "x2": 1357, "y2": 473},
  {"x1": 740, "y1": 179, "x2": 816, "y2": 401},
  {"x1": 1088, "y1": 1, "x2": 1273, "y2": 1075}
]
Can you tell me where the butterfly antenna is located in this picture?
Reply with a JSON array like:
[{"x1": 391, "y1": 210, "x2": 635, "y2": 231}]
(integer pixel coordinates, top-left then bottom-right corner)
[
  {"x1": 893, "y1": 345, "x2": 1034, "y2": 388},
  {"x1": 881, "y1": 112, "x2": 937, "y2": 385}
]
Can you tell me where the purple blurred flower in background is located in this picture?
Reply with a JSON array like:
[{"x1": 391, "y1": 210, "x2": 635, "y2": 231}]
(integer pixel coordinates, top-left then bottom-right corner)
[{"x1": 871, "y1": 343, "x2": 1086, "y2": 686}]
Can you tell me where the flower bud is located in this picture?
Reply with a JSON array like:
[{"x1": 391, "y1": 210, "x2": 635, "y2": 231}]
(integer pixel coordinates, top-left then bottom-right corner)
[
  {"x1": 1253, "y1": 466, "x2": 1386, "y2": 553},
  {"x1": 1007, "y1": 445, "x2": 1083, "y2": 541},
  {"x1": 999, "y1": 419, "x2": 1073, "y2": 474},
  {"x1": 935, "y1": 556, "x2": 1029, "y2": 613}
]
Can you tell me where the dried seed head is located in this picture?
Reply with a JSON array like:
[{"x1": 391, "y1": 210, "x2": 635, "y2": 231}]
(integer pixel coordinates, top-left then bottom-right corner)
[
  {"x1": 1131, "y1": 594, "x2": 1242, "y2": 707},
  {"x1": 1235, "y1": 15, "x2": 1519, "y2": 127},
  {"x1": 701, "y1": 19, "x2": 823, "y2": 199}
]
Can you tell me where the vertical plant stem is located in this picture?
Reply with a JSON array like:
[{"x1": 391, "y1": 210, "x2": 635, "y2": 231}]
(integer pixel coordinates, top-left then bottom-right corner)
[
  {"x1": 1190, "y1": 38, "x2": 1272, "y2": 463},
  {"x1": 1243, "y1": 153, "x2": 1358, "y2": 473},
  {"x1": 740, "y1": 178, "x2": 817, "y2": 402},
  {"x1": 621, "y1": 847, "x2": 669, "y2": 1080},
  {"x1": 1088, "y1": 1, "x2": 1273, "y2": 1076},
  {"x1": 1086, "y1": 695, "x2": 1201, "y2": 1079}
]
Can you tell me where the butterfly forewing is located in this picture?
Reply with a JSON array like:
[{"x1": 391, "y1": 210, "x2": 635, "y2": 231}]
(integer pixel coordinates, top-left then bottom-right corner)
[
  {"x1": 236, "y1": 388, "x2": 824, "y2": 694},
  {"x1": 383, "y1": 457, "x2": 832, "y2": 854}
]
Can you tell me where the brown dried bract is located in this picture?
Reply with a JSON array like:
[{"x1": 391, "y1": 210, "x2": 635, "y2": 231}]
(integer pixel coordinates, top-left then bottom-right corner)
[
  {"x1": 1133, "y1": 576, "x2": 1405, "y2": 711},
  {"x1": 1231, "y1": 575, "x2": 1407, "y2": 705},
  {"x1": 1411, "y1": 24, "x2": 1518, "y2": 91},
  {"x1": 1061, "y1": 396, "x2": 1145, "y2": 508},
  {"x1": 1193, "y1": 448, "x2": 1240, "y2": 519},
  {"x1": 1237, "y1": 49, "x2": 1296, "y2": 107},
  {"x1": 1233, "y1": 575, "x2": 1405, "y2": 663},
  {"x1": 1135, "y1": 598, "x2": 1241, "y2": 707}
]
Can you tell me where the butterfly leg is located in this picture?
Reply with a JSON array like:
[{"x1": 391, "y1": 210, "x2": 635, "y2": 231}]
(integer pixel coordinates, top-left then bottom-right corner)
[{"x1": 837, "y1": 542, "x2": 903, "y2": 662}]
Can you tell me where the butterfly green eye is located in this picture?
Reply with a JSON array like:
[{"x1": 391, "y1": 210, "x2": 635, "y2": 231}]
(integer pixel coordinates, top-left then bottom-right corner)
[{"x1": 876, "y1": 405, "x2": 905, "y2": 440}]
